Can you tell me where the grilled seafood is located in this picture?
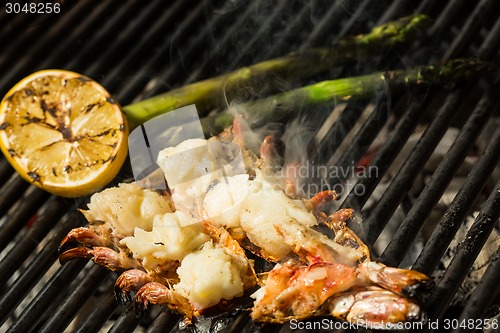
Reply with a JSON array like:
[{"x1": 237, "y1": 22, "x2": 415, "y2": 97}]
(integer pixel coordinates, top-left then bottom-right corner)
[
  {"x1": 328, "y1": 286, "x2": 422, "y2": 325},
  {"x1": 59, "y1": 119, "x2": 431, "y2": 327},
  {"x1": 250, "y1": 218, "x2": 431, "y2": 325}
]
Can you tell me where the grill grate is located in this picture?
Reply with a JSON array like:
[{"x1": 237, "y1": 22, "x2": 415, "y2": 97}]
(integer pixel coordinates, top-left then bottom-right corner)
[{"x1": 0, "y1": 1, "x2": 499, "y2": 332}]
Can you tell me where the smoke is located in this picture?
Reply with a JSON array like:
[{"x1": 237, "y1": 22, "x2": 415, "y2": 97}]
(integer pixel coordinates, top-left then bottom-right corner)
[
  {"x1": 281, "y1": 117, "x2": 316, "y2": 167},
  {"x1": 229, "y1": 96, "x2": 341, "y2": 201}
]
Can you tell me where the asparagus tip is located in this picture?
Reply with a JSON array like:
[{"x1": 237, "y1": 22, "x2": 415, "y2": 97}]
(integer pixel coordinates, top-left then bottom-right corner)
[
  {"x1": 425, "y1": 58, "x2": 497, "y2": 83},
  {"x1": 353, "y1": 14, "x2": 432, "y2": 47}
]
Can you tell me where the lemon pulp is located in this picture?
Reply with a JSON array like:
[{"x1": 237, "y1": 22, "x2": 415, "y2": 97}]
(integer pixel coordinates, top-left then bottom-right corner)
[{"x1": 0, "y1": 70, "x2": 128, "y2": 197}]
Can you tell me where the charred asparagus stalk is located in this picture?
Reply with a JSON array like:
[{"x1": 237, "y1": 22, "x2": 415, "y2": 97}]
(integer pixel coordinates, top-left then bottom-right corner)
[
  {"x1": 202, "y1": 58, "x2": 496, "y2": 132},
  {"x1": 123, "y1": 15, "x2": 431, "y2": 129}
]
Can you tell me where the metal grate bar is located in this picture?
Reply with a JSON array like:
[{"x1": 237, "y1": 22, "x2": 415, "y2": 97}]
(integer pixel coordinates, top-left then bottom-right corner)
[
  {"x1": 6, "y1": 260, "x2": 87, "y2": 333},
  {"x1": 358, "y1": 0, "x2": 406, "y2": 28},
  {"x1": 0, "y1": 212, "x2": 82, "y2": 326},
  {"x1": 318, "y1": 1, "x2": 437, "y2": 188},
  {"x1": 244, "y1": 0, "x2": 345, "y2": 68},
  {"x1": 0, "y1": 175, "x2": 30, "y2": 218},
  {"x1": 425, "y1": 179, "x2": 500, "y2": 320},
  {"x1": 340, "y1": 97, "x2": 427, "y2": 214},
  {"x1": 107, "y1": 308, "x2": 146, "y2": 333},
  {"x1": 0, "y1": 8, "x2": 58, "y2": 74},
  {"x1": 262, "y1": 1, "x2": 320, "y2": 60},
  {"x1": 261, "y1": 3, "x2": 313, "y2": 59},
  {"x1": 0, "y1": 197, "x2": 67, "y2": 286},
  {"x1": 220, "y1": 2, "x2": 288, "y2": 73},
  {"x1": 115, "y1": 0, "x2": 210, "y2": 104},
  {"x1": 454, "y1": 248, "x2": 500, "y2": 326},
  {"x1": 312, "y1": 102, "x2": 365, "y2": 163},
  {"x1": 478, "y1": 13, "x2": 500, "y2": 60},
  {"x1": 145, "y1": 310, "x2": 180, "y2": 333},
  {"x1": 0, "y1": 159, "x2": 16, "y2": 193},
  {"x1": 441, "y1": 0, "x2": 499, "y2": 61},
  {"x1": 73, "y1": 292, "x2": 118, "y2": 333},
  {"x1": 36, "y1": 0, "x2": 119, "y2": 70},
  {"x1": 84, "y1": 1, "x2": 167, "y2": 77},
  {"x1": 379, "y1": 85, "x2": 498, "y2": 266},
  {"x1": 363, "y1": 13, "x2": 500, "y2": 245},
  {"x1": 217, "y1": 0, "x2": 293, "y2": 62},
  {"x1": 100, "y1": 0, "x2": 192, "y2": 93},
  {"x1": 301, "y1": 0, "x2": 363, "y2": 50},
  {"x1": 320, "y1": 0, "x2": 472, "y2": 198},
  {"x1": 207, "y1": 0, "x2": 343, "y2": 83},
  {"x1": 350, "y1": 87, "x2": 463, "y2": 242},
  {"x1": 329, "y1": 0, "x2": 375, "y2": 46},
  {"x1": 325, "y1": 102, "x2": 389, "y2": 179},
  {"x1": 220, "y1": 312, "x2": 252, "y2": 333},
  {"x1": 64, "y1": 0, "x2": 142, "y2": 72},
  {"x1": 38, "y1": 265, "x2": 109, "y2": 333},
  {"x1": 0, "y1": 0, "x2": 95, "y2": 94},
  {"x1": 411, "y1": 128, "x2": 500, "y2": 273},
  {"x1": 428, "y1": 0, "x2": 468, "y2": 37},
  {"x1": 0, "y1": 5, "x2": 35, "y2": 45},
  {"x1": 138, "y1": 0, "x2": 224, "y2": 99},
  {"x1": 184, "y1": 1, "x2": 284, "y2": 84},
  {"x1": 416, "y1": 0, "x2": 445, "y2": 17},
  {"x1": 314, "y1": 0, "x2": 434, "y2": 176},
  {"x1": 377, "y1": 0, "x2": 415, "y2": 25},
  {"x1": 0, "y1": 187, "x2": 49, "y2": 250}
]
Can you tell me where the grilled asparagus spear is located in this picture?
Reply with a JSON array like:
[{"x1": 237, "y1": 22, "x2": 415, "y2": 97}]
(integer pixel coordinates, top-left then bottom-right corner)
[
  {"x1": 203, "y1": 58, "x2": 495, "y2": 132},
  {"x1": 123, "y1": 15, "x2": 431, "y2": 129}
]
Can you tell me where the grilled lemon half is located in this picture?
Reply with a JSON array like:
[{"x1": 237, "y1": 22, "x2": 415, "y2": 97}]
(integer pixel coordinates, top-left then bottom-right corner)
[{"x1": 0, "y1": 70, "x2": 128, "y2": 197}]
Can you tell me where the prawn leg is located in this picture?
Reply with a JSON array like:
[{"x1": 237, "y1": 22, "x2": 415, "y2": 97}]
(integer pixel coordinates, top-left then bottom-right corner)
[
  {"x1": 304, "y1": 190, "x2": 338, "y2": 217},
  {"x1": 59, "y1": 246, "x2": 138, "y2": 271},
  {"x1": 135, "y1": 282, "x2": 194, "y2": 320},
  {"x1": 58, "y1": 227, "x2": 108, "y2": 255},
  {"x1": 114, "y1": 269, "x2": 153, "y2": 304}
]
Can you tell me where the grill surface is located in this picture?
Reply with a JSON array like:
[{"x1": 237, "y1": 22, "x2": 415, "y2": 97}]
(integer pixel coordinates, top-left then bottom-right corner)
[{"x1": 0, "y1": 1, "x2": 499, "y2": 332}]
